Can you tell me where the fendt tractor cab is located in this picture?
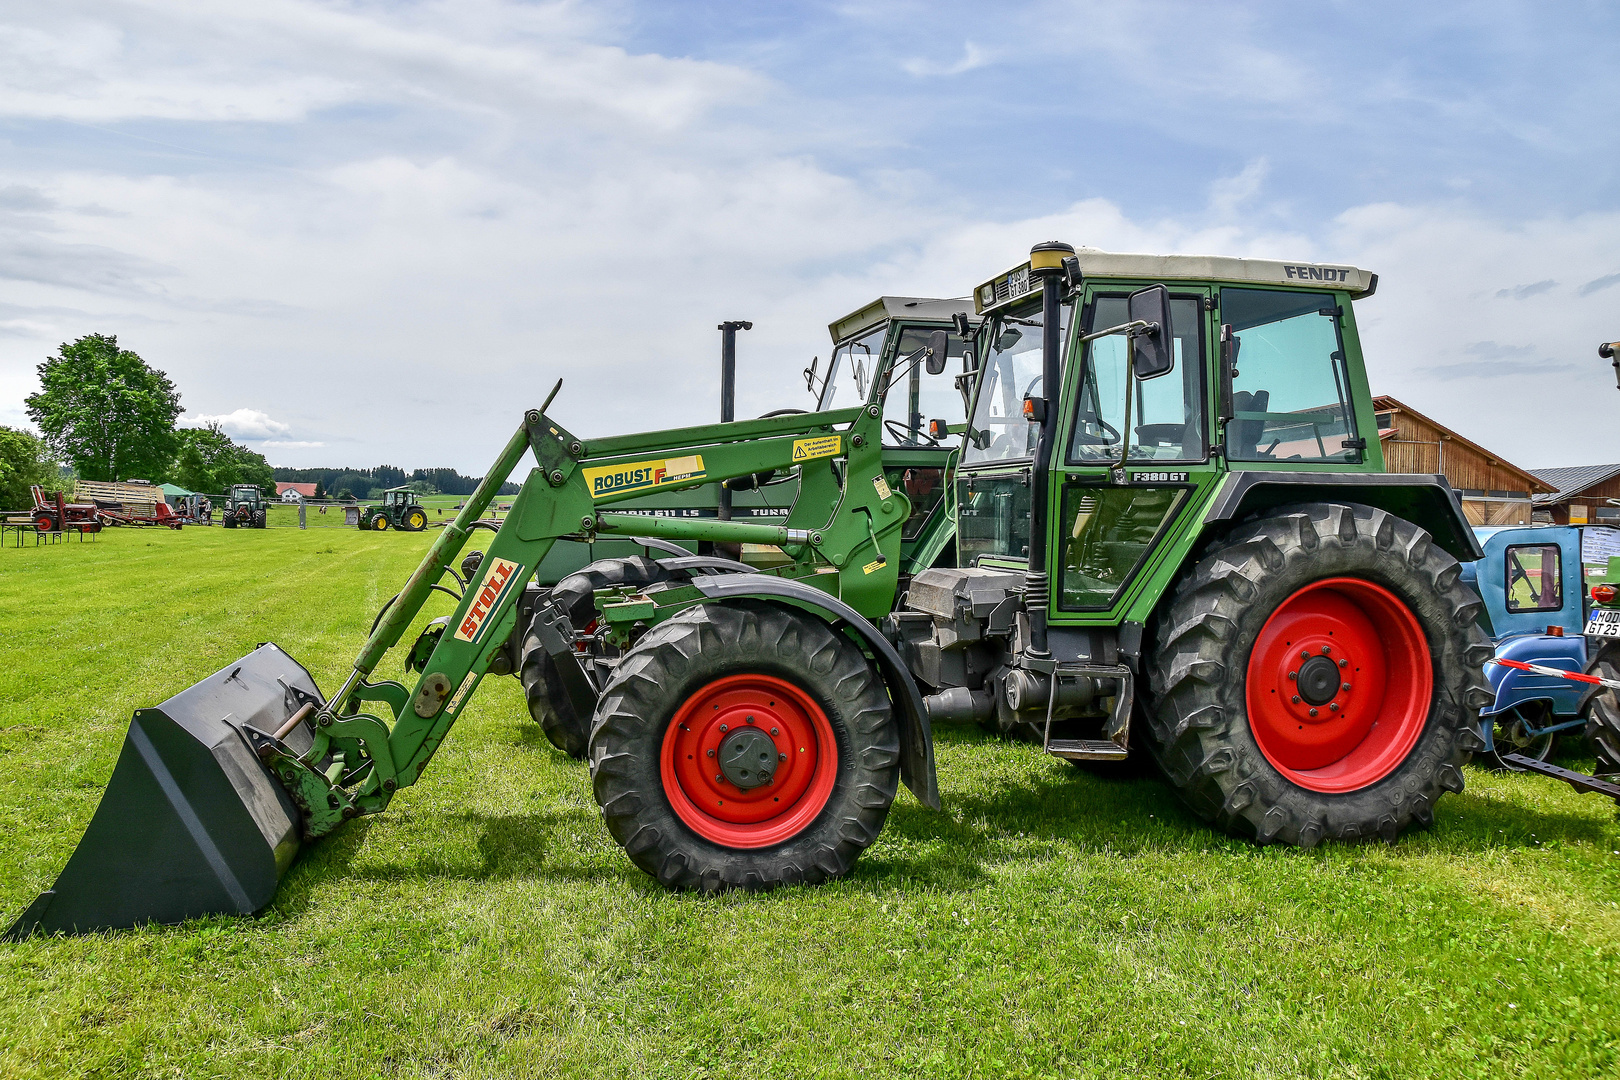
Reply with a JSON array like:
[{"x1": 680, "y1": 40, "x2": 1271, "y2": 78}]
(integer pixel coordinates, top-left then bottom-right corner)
[
  {"x1": 359, "y1": 486, "x2": 429, "y2": 532},
  {"x1": 892, "y1": 244, "x2": 1486, "y2": 844},
  {"x1": 11, "y1": 244, "x2": 1492, "y2": 939},
  {"x1": 221, "y1": 484, "x2": 267, "y2": 529}
]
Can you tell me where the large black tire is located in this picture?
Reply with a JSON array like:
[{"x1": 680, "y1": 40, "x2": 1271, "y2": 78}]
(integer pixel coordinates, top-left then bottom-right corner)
[
  {"x1": 1144, "y1": 503, "x2": 1491, "y2": 847},
  {"x1": 520, "y1": 555, "x2": 679, "y2": 757},
  {"x1": 253, "y1": 509, "x2": 267, "y2": 529},
  {"x1": 222, "y1": 514, "x2": 236, "y2": 529},
  {"x1": 589, "y1": 600, "x2": 900, "y2": 890},
  {"x1": 404, "y1": 507, "x2": 428, "y2": 532},
  {"x1": 1583, "y1": 642, "x2": 1620, "y2": 773}
]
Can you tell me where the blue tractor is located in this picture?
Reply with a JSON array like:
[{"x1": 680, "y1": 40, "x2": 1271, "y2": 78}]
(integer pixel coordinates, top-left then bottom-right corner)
[{"x1": 1463, "y1": 525, "x2": 1594, "y2": 768}]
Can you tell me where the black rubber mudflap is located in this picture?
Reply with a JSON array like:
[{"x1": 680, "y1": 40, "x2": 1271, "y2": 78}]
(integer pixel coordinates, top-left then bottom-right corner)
[{"x1": 5, "y1": 644, "x2": 323, "y2": 939}]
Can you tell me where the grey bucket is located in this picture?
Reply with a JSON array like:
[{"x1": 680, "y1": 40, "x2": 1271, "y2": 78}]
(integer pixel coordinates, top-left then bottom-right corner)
[{"x1": 6, "y1": 644, "x2": 323, "y2": 939}]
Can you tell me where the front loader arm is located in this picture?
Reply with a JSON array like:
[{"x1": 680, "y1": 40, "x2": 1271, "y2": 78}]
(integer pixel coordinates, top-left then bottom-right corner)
[{"x1": 275, "y1": 396, "x2": 903, "y2": 832}]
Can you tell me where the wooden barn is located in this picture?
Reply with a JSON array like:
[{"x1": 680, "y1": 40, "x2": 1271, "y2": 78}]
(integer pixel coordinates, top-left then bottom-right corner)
[
  {"x1": 1371, "y1": 396, "x2": 1554, "y2": 526},
  {"x1": 1528, "y1": 463, "x2": 1620, "y2": 526}
]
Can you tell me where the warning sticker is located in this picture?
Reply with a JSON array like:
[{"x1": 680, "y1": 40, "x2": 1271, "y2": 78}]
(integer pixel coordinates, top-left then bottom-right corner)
[
  {"x1": 862, "y1": 559, "x2": 885, "y2": 575},
  {"x1": 454, "y1": 557, "x2": 524, "y2": 643},
  {"x1": 792, "y1": 435, "x2": 842, "y2": 462},
  {"x1": 582, "y1": 455, "x2": 706, "y2": 499},
  {"x1": 873, "y1": 476, "x2": 892, "y2": 500}
]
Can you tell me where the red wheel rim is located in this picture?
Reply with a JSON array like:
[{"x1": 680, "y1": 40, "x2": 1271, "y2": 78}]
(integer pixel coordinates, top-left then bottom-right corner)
[
  {"x1": 1245, "y1": 577, "x2": 1432, "y2": 793},
  {"x1": 660, "y1": 674, "x2": 837, "y2": 848},
  {"x1": 34, "y1": 515, "x2": 53, "y2": 532}
]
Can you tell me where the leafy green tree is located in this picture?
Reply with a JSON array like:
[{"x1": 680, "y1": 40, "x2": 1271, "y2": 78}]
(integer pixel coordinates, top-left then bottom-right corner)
[
  {"x1": 0, "y1": 426, "x2": 58, "y2": 509},
  {"x1": 169, "y1": 424, "x2": 275, "y2": 494},
  {"x1": 24, "y1": 334, "x2": 182, "y2": 481},
  {"x1": 405, "y1": 479, "x2": 438, "y2": 496}
]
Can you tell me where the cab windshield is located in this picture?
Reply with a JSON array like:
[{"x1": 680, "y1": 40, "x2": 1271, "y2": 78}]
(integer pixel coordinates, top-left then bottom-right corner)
[
  {"x1": 817, "y1": 325, "x2": 884, "y2": 411},
  {"x1": 819, "y1": 322, "x2": 972, "y2": 446},
  {"x1": 963, "y1": 299, "x2": 1071, "y2": 464}
]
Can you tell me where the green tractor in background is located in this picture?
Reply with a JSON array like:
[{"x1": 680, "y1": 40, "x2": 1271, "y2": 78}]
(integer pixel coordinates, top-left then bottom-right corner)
[
  {"x1": 506, "y1": 295, "x2": 979, "y2": 757},
  {"x1": 220, "y1": 484, "x2": 267, "y2": 529},
  {"x1": 359, "y1": 486, "x2": 430, "y2": 532}
]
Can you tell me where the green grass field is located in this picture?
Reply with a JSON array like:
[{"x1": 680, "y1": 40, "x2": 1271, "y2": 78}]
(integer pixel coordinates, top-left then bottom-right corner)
[{"x1": 3, "y1": 526, "x2": 1620, "y2": 1078}]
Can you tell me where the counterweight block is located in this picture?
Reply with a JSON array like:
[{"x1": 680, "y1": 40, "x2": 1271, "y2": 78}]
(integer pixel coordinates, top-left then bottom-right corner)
[{"x1": 5, "y1": 644, "x2": 321, "y2": 939}]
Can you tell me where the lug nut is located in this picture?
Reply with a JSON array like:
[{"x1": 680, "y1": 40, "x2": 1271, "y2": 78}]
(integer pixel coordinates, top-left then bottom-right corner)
[
  {"x1": 779, "y1": 752, "x2": 788, "y2": 762},
  {"x1": 715, "y1": 773, "x2": 723, "y2": 783},
  {"x1": 1339, "y1": 658, "x2": 1349, "y2": 668},
  {"x1": 746, "y1": 716, "x2": 755, "y2": 724},
  {"x1": 1291, "y1": 695, "x2": 1301, "y2": 704},
  {"x1": 1288, "y1": 671, "x2": 1298, "y2": 681},
  {"x1": 771, "y1": 727, "x2": 779, "y2": 736},
  {"x1": 1309, "y1": 708, "x2": 1318, "y2": 717},
  {"x1": 1342, "y1": 683, "x2": 1352, "y2": 692},
  {"x1": 1301, "y1": 651, "x2": 1310, "y2": 660},
  {"x1": 720, "y1": 724, "x2": 728, "y2": 732},
  {"x1": 1321, "y1": 645, "x2": 1331, "y2": 655},
  {"x1": 1329, "y1": 703, "x2": 1339, "y2": 712},
  {"x1": 707, "y1": 748, "x2": 715, "y2": 757}
]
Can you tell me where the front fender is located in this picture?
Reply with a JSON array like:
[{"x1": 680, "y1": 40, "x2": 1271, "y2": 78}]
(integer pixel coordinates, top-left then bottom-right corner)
[
  {"x1": 688, "y1": 575, "x2": 940, "y2": 810},
  {"x1": 1482, "y1": 633, "x2": 1589, "y2": 718}
]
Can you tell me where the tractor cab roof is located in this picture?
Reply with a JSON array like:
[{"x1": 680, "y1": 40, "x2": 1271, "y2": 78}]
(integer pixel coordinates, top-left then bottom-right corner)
[
  {"x1": 973, "y1": 247, "x2": 1379, "y2": 315},
  {"x1": 828, "y1": 296, "x2": 978, "y2": 347}
]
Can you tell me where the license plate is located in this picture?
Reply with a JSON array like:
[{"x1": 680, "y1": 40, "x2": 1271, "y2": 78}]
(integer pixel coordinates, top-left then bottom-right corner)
[{"x1": 1587, "y1": 609, "x2": 1620, "y2": 638}]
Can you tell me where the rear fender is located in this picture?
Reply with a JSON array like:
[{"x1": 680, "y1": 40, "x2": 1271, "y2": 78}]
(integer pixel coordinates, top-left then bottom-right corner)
[
  {"x1": 688, "y1": 575, "x2": 940, "y2": 810},
  {"x1": 1202, "y1": 472, "x2": 1483, "y2": 561}
]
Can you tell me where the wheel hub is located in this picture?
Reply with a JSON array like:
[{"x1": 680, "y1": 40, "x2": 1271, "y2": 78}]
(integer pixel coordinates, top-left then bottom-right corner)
[
  {"x1": 718, "y1": 726, "x2": 779, "y2": 790},
  {"x1": 1245, "y1": 577, "x2": 1432, "y2": 793},
  {"x1": 660, "y1": 673, "x2": 836, "y2": 848},
  {"x1": 1296, "y1": 654, "x2": 1342, "y2": 707}
]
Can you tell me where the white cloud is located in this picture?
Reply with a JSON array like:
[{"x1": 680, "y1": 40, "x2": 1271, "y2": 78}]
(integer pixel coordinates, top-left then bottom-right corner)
[
  {"x1": 900, "y1": 42, "x2": 989, "y2": 78},
  {"x1": 182, "y1": 409, "x2": 292, "y2": 440}
]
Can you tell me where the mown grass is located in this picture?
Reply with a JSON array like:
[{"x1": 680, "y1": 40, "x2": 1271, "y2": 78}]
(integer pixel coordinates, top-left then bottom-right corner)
[{"x1": 3, "y1": 526, "x2": 1620, "y2": 1078}]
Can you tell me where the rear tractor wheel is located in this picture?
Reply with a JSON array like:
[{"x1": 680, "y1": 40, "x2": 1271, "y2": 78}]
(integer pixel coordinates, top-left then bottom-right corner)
[
  {"x1": 520, "y1": 555, "x2": 680, "y2": 757},
  {"x1": 1584, "y1": 643, "x2": 1620, "y2": 774},
  {"x1": 1144, "y1": 502, "x2": 1491, "y2": 847},
  {"x1": 404, "y1": 508, "x2": 428, "y2": 532},
  {"x1": 590, "y1": 600, "x2": 900, "y2": 890}
]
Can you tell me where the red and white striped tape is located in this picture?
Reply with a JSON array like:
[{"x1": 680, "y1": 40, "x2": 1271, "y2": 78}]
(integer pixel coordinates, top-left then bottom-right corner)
[{"x1": 1487, "y1": 656, "x2": 1620, "y2": 692}]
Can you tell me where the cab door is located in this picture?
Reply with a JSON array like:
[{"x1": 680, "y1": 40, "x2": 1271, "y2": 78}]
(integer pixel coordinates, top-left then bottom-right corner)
[{"x1": 1049, "y1": 285, "x2": 1217, "y2": 621}]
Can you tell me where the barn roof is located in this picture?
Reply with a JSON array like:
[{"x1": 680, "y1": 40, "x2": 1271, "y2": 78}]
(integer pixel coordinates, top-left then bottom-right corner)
[
  {"x1": 1529, "y1": 463, "x2": 1620, "y2": 504},
  {"x1": 1370, "y1": 396, "x2": 1555, "y2": 494}
]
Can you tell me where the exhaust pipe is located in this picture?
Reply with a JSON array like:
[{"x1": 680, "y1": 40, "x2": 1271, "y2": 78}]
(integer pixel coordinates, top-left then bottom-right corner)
[{"x1": 6, "y1": 644, "x2": 322, "y2": 939}]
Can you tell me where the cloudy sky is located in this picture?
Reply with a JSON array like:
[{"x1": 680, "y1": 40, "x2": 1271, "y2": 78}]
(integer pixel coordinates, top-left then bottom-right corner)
[{"x1": 1, "y1": 0, "x2": 1617, "y2": 473}]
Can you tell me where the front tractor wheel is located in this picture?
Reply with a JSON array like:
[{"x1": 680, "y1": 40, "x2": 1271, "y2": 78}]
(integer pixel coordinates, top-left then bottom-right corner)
[
  {"x1": 1145, "y1": 502, "x2": 1490, "y2": 847},
  {"x1": 371, "y1": 515, "x2": 388, "y2": 531},
  {"x1": 589, "y1": 601, "x2": 900, "y2": 890}
]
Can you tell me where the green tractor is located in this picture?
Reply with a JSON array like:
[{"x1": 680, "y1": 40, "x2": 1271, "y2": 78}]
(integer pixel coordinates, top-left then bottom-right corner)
[
  {"x1": 358, "y1": 486, "x2": 430, "y2": 532},
  {"x1": 506, "y1": 295, "x2": 978, "y2": 757},
  {"x1": 10, "y1": 242, "x2": 1493, "y2": 937},
  {"x1": 220, "y1": 484, "x2": 267, "y2": 529}
]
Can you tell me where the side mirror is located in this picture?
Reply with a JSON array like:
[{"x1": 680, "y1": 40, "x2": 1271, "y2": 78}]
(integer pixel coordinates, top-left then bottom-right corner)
[
  {"x1": 952, "y1": 311, "x2": 975, "y2": 341},
  {"x1": 1603, "y1": 341, "x2": 1620, "y2": 391},
  {"x1": 925, "y1": 329, "x2": 950, "y2": 375},
  {"x1": 1218, "y1": 324, "x2": 1239, "y2": 422},
  {"x1": 1128, "y1": 284, "x2": 1174, "y2": 380}
]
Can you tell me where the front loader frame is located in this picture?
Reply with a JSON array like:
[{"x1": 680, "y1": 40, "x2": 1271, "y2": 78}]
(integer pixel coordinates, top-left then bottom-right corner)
[{"x1": 258, "y1": 395, "x2": 938, "y2": 838}]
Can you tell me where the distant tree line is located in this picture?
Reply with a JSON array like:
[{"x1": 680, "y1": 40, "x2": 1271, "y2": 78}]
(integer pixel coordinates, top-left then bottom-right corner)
[
  {"x1": 272, "y1": 465, "x2": 520, "y2": 501},
  {"x1": 4, "y1": 333, "x2": 519, "y2": 510},
  {"x1": 9, "y1": 333, "x2": 275, "y2": 506}
]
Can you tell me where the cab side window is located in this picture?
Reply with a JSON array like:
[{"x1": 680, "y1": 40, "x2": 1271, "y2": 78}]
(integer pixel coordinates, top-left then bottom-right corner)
[
  {"x1": 1505, "y1": 543, "x2": 1562, "y2": 612},
  {"x1": 1222, "y1": 288, "x2": 1361, "y2": 463}
]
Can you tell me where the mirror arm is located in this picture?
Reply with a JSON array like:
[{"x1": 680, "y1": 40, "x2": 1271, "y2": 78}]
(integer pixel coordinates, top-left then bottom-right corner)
[{"x1": 1080, "y1": 319, "x2": 1151, "y2": 344}]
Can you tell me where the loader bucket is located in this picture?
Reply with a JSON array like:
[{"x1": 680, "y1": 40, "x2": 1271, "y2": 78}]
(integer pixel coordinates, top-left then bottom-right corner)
[{"x1": 5, "y1": 644, "x2": 324, "y2": 940}]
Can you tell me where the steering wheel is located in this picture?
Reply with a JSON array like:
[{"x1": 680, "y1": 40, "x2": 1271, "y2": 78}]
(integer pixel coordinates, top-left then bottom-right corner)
[
  {"x1": 884, "y1": 419, "x2": 941, "y2": 446},
  {"x1": 1071, "y1": 412, "x2": 1121, "y2": 445}
]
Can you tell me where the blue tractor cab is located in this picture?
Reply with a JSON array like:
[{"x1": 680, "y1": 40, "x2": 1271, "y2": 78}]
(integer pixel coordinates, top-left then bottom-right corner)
[{"x1": 1463, "y1": 526, "x2": 1591, "y2": 765}]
